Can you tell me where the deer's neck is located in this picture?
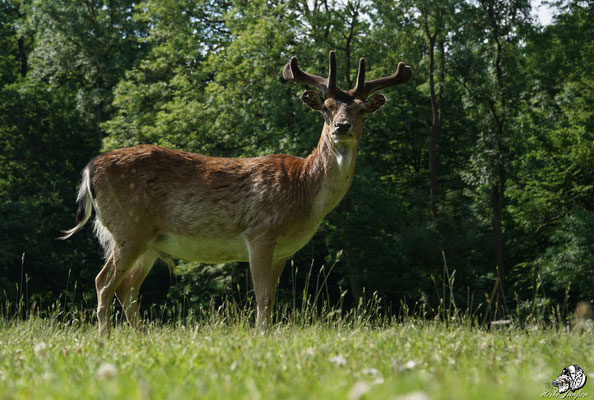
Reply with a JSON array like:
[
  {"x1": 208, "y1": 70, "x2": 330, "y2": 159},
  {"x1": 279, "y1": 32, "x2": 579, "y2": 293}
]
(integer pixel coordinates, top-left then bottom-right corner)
[{"x1": 303, "y1": 127, "x2": 359, "y2": 218}]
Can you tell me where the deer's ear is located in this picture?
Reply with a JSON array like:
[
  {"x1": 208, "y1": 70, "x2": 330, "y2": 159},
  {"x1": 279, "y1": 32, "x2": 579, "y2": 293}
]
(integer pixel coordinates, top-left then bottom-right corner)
[
  {"x1": 300, "y1": 90, "x2": 324, "y2": 110},
  {"x1": 364, "y1": 93, "x2": 387, "y2": 114}
]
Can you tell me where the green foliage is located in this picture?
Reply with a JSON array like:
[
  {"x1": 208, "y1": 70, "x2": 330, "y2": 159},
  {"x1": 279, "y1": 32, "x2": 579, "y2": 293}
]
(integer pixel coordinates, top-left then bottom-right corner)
[
  {"x1": 0, "y1": 78, "x2": 100, "y2": 305},
  {"x1": 103, "y1": 0, "x2": 231, "y2": 150},
  {"x1": 539, "y1": 212, "x2": 594, "y2": 302},
  {"x1": 25, "y1": 0, "x2": 147, "y2": 133},
  {"x1": 165, "y1": 261, "x2": 246, "y2": 312}
]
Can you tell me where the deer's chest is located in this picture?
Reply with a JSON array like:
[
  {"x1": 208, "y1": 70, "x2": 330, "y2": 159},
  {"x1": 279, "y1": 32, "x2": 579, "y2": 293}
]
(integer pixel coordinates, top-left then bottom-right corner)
[{"x1": 313, "y1": 150, "x2": 355, "y2": 216}]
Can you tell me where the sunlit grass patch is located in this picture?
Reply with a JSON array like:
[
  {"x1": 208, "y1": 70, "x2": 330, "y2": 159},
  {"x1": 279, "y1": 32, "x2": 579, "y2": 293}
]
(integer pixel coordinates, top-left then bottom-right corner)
[{"x1": 0, "y1": 310, "x2": 591, "y2": 400}]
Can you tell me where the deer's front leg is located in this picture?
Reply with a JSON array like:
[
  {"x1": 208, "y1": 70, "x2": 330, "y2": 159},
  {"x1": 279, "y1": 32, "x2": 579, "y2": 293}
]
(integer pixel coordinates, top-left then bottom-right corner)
[{"x1": 247, "y1": 240, "x2": 275, "y2": 331}]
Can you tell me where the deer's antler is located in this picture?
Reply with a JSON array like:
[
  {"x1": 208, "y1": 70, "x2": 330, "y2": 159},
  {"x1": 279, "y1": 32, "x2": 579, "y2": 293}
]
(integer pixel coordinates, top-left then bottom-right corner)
[
  {"x1": 283, "y1": 51, "x2": 338, "y2": 97},
  {"x1": 351, "y1": 59, "x2": 412, "y2": 99}
]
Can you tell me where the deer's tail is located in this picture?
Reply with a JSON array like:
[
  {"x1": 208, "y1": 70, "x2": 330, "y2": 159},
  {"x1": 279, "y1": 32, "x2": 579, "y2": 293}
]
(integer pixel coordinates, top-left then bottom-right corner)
[{"x1": 59, "y1": 167, "x2": 94, "y2": 240}]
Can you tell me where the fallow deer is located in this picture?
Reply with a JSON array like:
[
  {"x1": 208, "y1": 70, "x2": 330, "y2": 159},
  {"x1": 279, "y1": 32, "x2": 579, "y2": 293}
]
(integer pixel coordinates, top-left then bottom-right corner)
[{"x1": 61, "y1": 51, "x2": 412, "y2": 335}]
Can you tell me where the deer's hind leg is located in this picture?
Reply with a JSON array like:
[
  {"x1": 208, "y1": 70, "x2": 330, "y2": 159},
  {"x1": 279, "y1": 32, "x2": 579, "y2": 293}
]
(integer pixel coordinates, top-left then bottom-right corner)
[
  {"x1": 115, "y1": 249, "x2": 159, "y2": 330},
  {"x1": 95, "y1": 240, "x2": 147, "y2": 336}
]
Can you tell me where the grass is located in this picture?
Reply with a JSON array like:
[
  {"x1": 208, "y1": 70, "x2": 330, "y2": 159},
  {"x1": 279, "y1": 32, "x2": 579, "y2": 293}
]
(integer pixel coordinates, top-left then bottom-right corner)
[{"x1": 0, "y1": 307, "x2": 592, "y2": 400}]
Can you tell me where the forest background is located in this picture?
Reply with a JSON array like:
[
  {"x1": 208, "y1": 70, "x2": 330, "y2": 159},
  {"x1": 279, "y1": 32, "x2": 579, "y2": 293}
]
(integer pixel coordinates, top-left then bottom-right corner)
[{"x1": 0, "y1": 0, "x2": 592, "y2": 323}]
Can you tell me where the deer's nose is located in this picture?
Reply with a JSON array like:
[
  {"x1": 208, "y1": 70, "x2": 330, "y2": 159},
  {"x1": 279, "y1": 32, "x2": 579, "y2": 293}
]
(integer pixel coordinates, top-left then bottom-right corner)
[{"x1": 334, "y1": 122, "x2": 352, "y2": 133}]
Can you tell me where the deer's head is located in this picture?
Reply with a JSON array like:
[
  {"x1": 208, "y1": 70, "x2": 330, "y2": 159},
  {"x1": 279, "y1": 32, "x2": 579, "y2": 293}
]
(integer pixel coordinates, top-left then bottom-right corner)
[{"x1": 283, "y1": 51, "x2": 412, "y2": 144}]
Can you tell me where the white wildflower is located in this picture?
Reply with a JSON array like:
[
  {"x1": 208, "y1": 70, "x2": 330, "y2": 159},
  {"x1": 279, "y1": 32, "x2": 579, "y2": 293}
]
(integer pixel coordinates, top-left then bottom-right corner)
[
  {"x1": 362, "y1": 367, "x2": 379, "y2": 376},
  {"x1": 329, "y1": 355, "x2": 347, "y2": 367},
  {"x1": 405, "y1": 360, "x2": 417, "y2": 370},
  {"x1": 348, "y1": 381, "x2": 371, "y2": 400},
  {"x1": 372, "y1": 376, "x2": 385, "y2": 385},
  {"x1": 305, "y1": 347, "x2": 315, "y2": 356},
  {"x1": 395, "y1": 391, "x2": 430, "y2": 400},
  {"x1": 97, "y1": 362, "x2": 117, "y2": 379},
  {"x1": 34, "y1": 342, "x2": 47, "y2": 356}
]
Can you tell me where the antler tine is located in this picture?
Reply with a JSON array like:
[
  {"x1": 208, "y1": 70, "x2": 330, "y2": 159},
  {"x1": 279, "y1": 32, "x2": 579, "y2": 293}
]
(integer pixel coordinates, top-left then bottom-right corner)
[
  {"x1": 352, "y1": 57, "x2": 366, "y2": 98},
  {"x1": 327, "y1": 51, "x2": 337, "y2": 96},
  {"x1": 283, "y1": 56, "x2": 329, "y2": 95},
  {"x1": 352, "y1": 61, "x2": 413, "y2": 99}
]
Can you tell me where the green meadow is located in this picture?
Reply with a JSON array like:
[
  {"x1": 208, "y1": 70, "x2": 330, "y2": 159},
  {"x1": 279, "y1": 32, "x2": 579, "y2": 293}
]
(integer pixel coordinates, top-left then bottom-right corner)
[{"x1": 0, "y1": 312, "x2": 591, "y2": 400}]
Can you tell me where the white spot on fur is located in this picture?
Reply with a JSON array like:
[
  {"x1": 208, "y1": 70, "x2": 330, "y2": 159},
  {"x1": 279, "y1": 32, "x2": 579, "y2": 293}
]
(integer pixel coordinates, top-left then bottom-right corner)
[{"x1": 335, "y1": 149, "x2": 352, "y2": 181}]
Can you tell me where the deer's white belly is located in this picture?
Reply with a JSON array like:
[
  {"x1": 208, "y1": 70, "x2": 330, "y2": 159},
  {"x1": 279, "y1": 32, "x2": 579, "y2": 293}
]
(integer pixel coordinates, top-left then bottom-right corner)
[
  {"x1": 151, "y1": 217, "x2": 322, "y2": 264},
  {"x1": 152, "y1": 233, "x2": 249, "y2": 263}
]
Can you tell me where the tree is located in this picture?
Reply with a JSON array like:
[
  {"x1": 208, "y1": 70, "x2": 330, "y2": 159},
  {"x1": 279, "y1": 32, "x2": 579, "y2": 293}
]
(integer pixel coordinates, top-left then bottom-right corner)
[
  {"x1": 25, "y1": 0, "x2": 147, "y2": 143},
  {"x1": 508, "y1": 0, "x2": 594, "y2": 306},
  {"x1": 0, "y1": 0, "x2": 144, "y2": 309},
  {"x1": 416, "y1": 0, "x2": 452, "y2": 219},
  {"x1": 450, "y1": 0, "x2": 533, "y2": 316}
]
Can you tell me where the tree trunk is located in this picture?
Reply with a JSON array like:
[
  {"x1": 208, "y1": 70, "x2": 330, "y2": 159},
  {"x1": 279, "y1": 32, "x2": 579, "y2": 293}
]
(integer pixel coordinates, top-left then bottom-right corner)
[
  {"x1": 492, "y1": 177, "x2": 506, "y2": 312},
  {"x1": 95, "y1": 74, "x2": 105, "y2": 143},
  {"x1": 487, "y1": 0, "x2": 507, "y2": 316},
  {"x1": 18, "y1": 37, "x2": 27, "y2": 77},
  {"x1": 421, "y1": 7, "x2": 444, "y2": 219},
  {"x1": 428, "y1": 36, "x2": 440, "y2": 218}
]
